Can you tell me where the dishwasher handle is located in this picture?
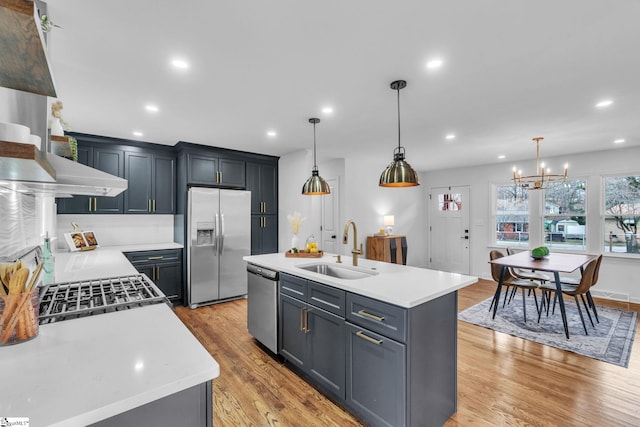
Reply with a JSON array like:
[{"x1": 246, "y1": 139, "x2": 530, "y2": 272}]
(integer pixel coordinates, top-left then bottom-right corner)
[{"x1": 247, "y1": 264, "x2": 279, "y2": 281}]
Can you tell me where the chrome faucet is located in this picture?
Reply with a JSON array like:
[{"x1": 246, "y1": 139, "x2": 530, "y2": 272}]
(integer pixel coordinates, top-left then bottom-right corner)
[{"x1": 343, "y1": 220, "x2": 363, "y2": 266}]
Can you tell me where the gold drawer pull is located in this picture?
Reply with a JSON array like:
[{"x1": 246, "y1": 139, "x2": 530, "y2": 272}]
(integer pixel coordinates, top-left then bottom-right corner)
[
  {"x1": 356, "y1": 331, "x2": 382, "y2": 345},
  {"x1": 357, "y1": 309, "x2": 385, "y2": 322},
  {"x1": 147, "y1": 256, "x2": 164, "y2": 260}
]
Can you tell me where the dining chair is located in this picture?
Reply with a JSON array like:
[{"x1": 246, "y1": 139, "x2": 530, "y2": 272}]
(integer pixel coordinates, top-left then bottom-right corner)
[
  {"x1": 539, "y1": 257, "x2": 598, "y2": 335},
  {"x1": 489, "y1": 250, "x2": 541, "y2": 322},
  {"x1": 556, "y1": 254, "x2": 602, "y2": 323}
]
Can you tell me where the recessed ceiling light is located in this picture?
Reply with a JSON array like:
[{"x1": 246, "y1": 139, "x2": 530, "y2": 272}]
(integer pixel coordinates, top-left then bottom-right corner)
[
  {"x1": 614, "y1": 139, "x2": 625, "y2": 144},
  {"x1": 426, "y1": 59, "x2": 443, "y2": 69},
  {"x1": 498, "y1": 155, "x2": 506, "y2": 159},
  {"x1": 267, "y1": 131, "x2": 277, "y2": 137},
  {"x1": 322, "y1": 107, "x2": 333, "y2": 114},
  {"x1": 145, "y1": 104, "x2": 159, "y2": 113},
  {"x1": 445, "y1": 134, "x2": 456, "y2": 140},
  {"x1": 596, "y1": 99, "x2": 613, "y2": 108},
  {"x1": 133, "y1": 131, "x2": 143, "y2": 137},
  {"x1": 171, "y1": 59, "x2": 189, "y2": 69}
]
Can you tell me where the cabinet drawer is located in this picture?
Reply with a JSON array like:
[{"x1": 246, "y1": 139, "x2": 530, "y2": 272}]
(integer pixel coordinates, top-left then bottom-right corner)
[
  {"x1": 346, "y1": 294, "x2": 407, "y2": 343},
  {"x1": 308, "y1": 281, "x2": 345, "y2": 317},
  {"x1": 125, "y1": 249, "x2": 181, "y2": 265},
  {"x1": 280, "y1": 273, "x2": 307, "y2": 299}
]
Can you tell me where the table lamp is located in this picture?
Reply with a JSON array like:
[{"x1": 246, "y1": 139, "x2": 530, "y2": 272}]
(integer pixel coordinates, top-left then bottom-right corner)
[{"x1": 384, "y1": 215, "x2": 394, "y2": 235}]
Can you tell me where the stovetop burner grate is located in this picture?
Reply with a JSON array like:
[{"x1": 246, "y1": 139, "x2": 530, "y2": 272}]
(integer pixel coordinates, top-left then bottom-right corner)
[{"x1": 39, "y1": 273, "x2": 169, "y2": 324}]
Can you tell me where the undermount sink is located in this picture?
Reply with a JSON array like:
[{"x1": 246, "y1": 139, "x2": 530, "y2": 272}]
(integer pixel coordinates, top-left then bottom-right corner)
[{"x1": 296, "y1": 262, "x2": 379, "y2": 280}]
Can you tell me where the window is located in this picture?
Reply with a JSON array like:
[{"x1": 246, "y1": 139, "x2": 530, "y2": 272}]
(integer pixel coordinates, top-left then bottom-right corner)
[
  {"x1": 438, "y1": 193, "x2": 462, "y2": 211},
  {"x1": 603, "y1": 176, "x2": 640, "y2": 254},
  {"x1": 495, "y1": 184, "x2": 529, "y2": 246},
  {"x1": 544, "y1": 179, "x2": 587, "y2": 251}
]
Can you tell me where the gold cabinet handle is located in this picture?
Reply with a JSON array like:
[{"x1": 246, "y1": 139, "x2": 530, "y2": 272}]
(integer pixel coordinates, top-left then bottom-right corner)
[
  {"x1": 148, "y1": 199, "x2": 152, "y2": 212},
  {"x1": 356, "y1": 331, "x2": 383, "y2": 345},
  {"x1": 89, "y1": 198, "x2": 92, "y2": 211},
  {"x1": 148, "y1": 256, "x2": 164, "y2": 260},
  {"x1": 300, "y1": 308, "x2": 305, "y2": 332},
  {"x1": 357, "y1": 309, "x2": 385, "y2": 322},
  {"x1": 219, "y1": 171, "x2": 222, "y2": 183},
  {"x1": 304, "y1": 308, "x2": 309, "y2": 333},
  {"x1": 263, "y1": 217, "x2": 266, "y2": 228},
  {"x1": 156, "y1": 266, "x2": 160, "y2": 280},
  {"x1": 93, "y1": 197, "x2": 97, "y2": 211},
  {"x1": 153, "y1": 199, "x2": 156, "y2": 212}
]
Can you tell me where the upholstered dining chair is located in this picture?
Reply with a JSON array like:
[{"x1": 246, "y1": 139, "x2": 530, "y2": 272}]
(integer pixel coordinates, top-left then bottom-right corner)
[
  {"x1": 489, "y1": 250, "x2": 541, "y2": 322},
  {"x1": 557, "y1": 254, "x2": 603, "y2": 323},
  {"x1": 539, "y1": 256, "x2": 599, "y2": 335}
]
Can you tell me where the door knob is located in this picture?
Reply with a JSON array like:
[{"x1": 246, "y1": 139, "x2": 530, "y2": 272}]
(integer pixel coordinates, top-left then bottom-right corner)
[{"x1": 331, "y1": 235, "x2": 336, "y2": 239}]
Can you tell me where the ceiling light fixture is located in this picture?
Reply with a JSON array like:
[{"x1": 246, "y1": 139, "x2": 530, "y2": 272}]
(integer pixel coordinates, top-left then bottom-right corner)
[
  {"x1": 322, "y1": 107, "x2": 333, "y2": 114},
  {"x1": 133, "y1": 131, "x2": 143, "y2": 137},
  {"x1": 512, "y1": 137, "x2": 568, "y2": 190},
  {"x1": 267, "y1": 131, "x2": 277, "y2": 137},
  {"x1": 498, "y1": 155, "x2": 506, "y2": 159},
  {"x1": 426, "y1": 59, "x2": 443, "y2": 69},
  {"x1": 171, "y1": 59, "x2": 189, "y2": 69},
  {"x1": 302, "y1": 118, "x2": 330, "y2": 195},
  {"x1": 446, "y1": 134, "x2": 456, "y2": 140},
  {"x1": 145, "y1": 105, "x2": 159, "y2": 113},
  {"x1": 614, "y1": 139, "x2": 625, "y2": 144},
  {"x1": 596, "y1": 100, "x2": 613, "y2": 108},
  {"x1": 379, "y1": 80, "x2": 420, "y2": 187}
]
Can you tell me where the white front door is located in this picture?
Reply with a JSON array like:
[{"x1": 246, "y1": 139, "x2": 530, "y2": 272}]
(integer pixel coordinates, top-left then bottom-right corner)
[
  {"x1": 429, "y1": 186, "x2": 470, "y2": 274},
  {"x1": 321, "y1": 178, "x2": 339, "y2": 253}
]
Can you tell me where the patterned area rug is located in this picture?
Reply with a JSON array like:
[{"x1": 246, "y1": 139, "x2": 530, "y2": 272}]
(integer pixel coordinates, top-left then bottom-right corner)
[{"x1": 458, "y1": 295, "x2": 637, "y2": 367}]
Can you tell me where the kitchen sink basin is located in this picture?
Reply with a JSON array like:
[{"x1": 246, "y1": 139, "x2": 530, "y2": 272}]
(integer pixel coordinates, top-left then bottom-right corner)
[{"x1": 296, "y1": 263, "x2": 378, "y2": 280}]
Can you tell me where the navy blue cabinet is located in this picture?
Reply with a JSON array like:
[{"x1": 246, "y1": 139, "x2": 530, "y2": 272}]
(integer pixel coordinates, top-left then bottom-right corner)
[
  {"x1": 187, "y1": 153, "x2": 245, "y2": 188},
  {"x1": 246, "y1": 161, "x2": 278, "y2": 254},
  {"x1": 125, "y1": 249, "x2": 183, "y2": 302},
  {"x1": 124, "y1": 151, "x2": 176, "y2": 214}
]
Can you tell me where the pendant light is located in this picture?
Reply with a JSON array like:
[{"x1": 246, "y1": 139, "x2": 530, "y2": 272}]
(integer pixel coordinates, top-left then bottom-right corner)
[
  {"x1": 302, "y1": 118, "x2": 331, "y2": 195},
  {"x1": 379, "y1": 80, "x2": 420, "y2": 187}
]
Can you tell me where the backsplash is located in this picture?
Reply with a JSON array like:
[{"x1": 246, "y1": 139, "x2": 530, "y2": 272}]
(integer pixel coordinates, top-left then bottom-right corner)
[
  {"x1": 0, "y1": 190, "x2": 39, "y2": 257},
  {"x1": 56, "y1": 214, "x2": 175, "y2": 249}
]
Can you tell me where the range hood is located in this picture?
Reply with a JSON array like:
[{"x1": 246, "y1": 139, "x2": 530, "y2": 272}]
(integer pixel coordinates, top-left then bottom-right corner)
[{"x1": 0, "y1": 142, "x2": 127, "y2": 197}]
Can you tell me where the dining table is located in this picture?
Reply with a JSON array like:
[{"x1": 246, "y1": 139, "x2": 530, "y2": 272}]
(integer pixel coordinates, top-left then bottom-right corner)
[{"x1": 489, "y1": 250, "x2": 595, "y2": 338}]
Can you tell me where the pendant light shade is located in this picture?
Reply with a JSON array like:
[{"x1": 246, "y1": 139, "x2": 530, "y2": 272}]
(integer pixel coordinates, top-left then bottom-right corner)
[
  {"x1": 302, "y1": 118, "x2": 331, "y2": 195},
  {"x1": 379, "y1": 80, "x2": 420, "y2": 187}
]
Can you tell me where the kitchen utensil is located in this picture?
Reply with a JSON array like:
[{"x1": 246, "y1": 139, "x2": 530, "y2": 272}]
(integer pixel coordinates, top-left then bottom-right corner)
[{"x1": 0, "y1": 263, "x2": 42, "y2": 344}]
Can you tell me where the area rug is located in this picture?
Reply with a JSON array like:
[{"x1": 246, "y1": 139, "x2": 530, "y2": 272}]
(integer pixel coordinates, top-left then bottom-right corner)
[{"x1": 458, "y1": 296, "x2": 637, "y2": 368}]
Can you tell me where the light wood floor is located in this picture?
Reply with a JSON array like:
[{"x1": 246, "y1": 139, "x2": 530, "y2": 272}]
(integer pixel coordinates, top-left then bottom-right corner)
[{"x1": 174, "y1": 279, "x2": 640, "y2": 426}]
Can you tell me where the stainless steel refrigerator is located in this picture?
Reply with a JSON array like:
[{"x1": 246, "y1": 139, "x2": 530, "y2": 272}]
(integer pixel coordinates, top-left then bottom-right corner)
[{"x1": 187, "y1": 187, "x2": 250, "y2": 308}]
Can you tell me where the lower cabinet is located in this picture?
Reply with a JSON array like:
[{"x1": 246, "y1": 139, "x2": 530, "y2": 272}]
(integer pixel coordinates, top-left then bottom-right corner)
[
  {"x1": 251, "y1": 214, "x2": 278, "y2": 255},
  {"x1": 278, "y1": 272, "x2": 458, "y2": 427},
  {"x1": 124, "y1": 249, "x2": 183, "y2": 303},
  {"x1": 279, "y1": 274, "x2": 346, "y2": 399}
]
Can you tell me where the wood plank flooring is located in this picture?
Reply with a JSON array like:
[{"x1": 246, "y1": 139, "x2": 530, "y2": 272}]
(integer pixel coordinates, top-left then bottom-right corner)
[{"x1": 174, "y1": 279, "x2": 640, "y2": 426}]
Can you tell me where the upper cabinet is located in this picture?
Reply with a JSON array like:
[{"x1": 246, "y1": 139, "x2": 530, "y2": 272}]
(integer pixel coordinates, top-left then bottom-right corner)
[
  {"x1": 187, "y1": 153, "x2": 245, "y2": 188},
  {"x1": 246, "y1": 161, "x2": 277, "y2": 215},
  {"x1": 57, "y1": 134, "x2": 175, "y2": 215},
  {"x1": 124, "y1": 150, "x2": 176, "y2": 214},
  {"x1": 0, "y1": 0, "x2": 57, "y2": 96}
]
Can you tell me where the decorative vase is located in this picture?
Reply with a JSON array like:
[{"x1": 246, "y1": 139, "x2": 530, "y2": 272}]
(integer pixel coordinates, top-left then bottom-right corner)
[
  {"x1": 50, "y1": 117, "x2": 64, "y2": 136},
  {"x1": 291, "y1": 234, "x2": 300, "y2": 251}
]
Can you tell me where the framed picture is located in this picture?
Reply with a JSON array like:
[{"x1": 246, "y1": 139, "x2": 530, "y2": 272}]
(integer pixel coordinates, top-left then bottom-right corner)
[{"x1": 64, "y1": 231, "x2": 99, "y2": 251}]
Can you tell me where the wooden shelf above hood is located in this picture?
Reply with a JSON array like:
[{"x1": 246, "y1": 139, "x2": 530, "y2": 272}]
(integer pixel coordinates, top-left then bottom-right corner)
[
  {"x1": 0, "y1": 0, "x2": 57, "y2": 97},
  {"x1": 0, "y1": 140, "x2": 56, "y2": 182}
]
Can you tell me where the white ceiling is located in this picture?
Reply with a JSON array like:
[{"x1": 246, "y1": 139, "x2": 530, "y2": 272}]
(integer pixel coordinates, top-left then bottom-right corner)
[{"x1": 46, "y1": 0, "x2": 640, "y2": 173}]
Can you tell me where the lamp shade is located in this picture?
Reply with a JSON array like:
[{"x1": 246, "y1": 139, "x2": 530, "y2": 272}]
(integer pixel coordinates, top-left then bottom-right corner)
[
  {"x1": 302, "y1": 169, "x2": 331, "y2": 195},
  {"x1": 383, "y1": 215, "x2": 395, "y2": 226},
  {"x1": 379, "y1": 150, "x2": 420, "y2": 187}
]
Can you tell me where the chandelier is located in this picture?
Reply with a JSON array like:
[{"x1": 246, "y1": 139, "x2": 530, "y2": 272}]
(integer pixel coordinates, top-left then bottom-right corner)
[{"x1": 512, "y1": 137, "x2": 568, "y2": 190}]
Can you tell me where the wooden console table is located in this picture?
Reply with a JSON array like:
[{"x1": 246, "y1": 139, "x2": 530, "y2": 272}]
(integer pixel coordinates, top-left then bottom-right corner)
[{"x1": 366, "y1": 235, "x2": 407, "y2": 265}]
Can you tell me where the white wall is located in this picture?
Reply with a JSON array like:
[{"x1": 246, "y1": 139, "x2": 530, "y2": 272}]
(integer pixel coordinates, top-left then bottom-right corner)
[
  {"x1": 279, "y1": 150, "x2": 428, "y2": 266},
  {"x1": 423, "y1": 145, "x2": 640, "y2": 303}
]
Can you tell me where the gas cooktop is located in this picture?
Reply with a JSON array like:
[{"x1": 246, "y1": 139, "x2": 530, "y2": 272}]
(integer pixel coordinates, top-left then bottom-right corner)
[{"x1": 39, "y1": 273, "x2": 169, "y2": 324}]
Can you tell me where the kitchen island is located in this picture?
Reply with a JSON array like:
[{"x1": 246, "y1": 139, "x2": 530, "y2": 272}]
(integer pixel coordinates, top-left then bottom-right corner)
[
  {"x1": 0, "y1": 249, "x2": 219, "y2": 427},
  {"x1": 244, "y1": 253, "x2": 477, "y2": 427}
]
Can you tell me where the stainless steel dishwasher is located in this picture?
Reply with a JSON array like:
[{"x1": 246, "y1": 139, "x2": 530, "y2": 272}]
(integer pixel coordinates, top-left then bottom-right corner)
[{"x1": 247, "y1": 264, "x2": 279, "y2": 354}]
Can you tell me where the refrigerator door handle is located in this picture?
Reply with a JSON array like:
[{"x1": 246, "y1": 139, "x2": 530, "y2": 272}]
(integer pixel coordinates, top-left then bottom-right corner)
[{"x1": 220, "y1": 213, "x2": 225, "y2": 255}]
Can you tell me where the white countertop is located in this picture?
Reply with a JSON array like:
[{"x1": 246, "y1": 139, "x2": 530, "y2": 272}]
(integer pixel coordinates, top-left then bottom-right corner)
[
  {"x1": 244, "y1": 253, "x2": 478, "y2": 308},
  {"x1": 1, "y1": 248, "x2": 219, "y2": 427},
  {"x1": 105, "y1": 242, "x2": 184, "y2": 252}
]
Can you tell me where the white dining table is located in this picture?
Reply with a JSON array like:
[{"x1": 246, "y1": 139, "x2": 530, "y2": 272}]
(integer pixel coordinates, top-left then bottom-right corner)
[{"x1": 489, "y1": 251, "x2": 595, "y2": 338}]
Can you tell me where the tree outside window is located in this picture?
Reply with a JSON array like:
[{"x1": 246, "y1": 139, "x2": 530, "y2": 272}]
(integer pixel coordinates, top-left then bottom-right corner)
[
  {"x1": 604, "y1": 176, "x2": 640, "y2": 254},
  {"x1": 495, "y1": 184, "x2": 529, "y2": 246},
  {"x1": 544, "y1": 179, "x2": 586, "y2": 251}
]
